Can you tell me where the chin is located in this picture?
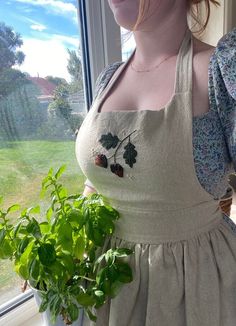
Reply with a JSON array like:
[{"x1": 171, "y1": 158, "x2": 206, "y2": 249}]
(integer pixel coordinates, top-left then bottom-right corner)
[
  {"x1": 108, "y1": 0, "x2": 139, "y2": 30},
  {"x1": 113, "y1": 18, "x2": 135, "y2": 30}
]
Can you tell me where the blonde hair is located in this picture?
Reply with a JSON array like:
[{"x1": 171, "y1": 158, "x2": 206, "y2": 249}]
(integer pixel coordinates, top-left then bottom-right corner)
[{"x1": 132, "y1": 0, "x2": 220, "y2": 33}]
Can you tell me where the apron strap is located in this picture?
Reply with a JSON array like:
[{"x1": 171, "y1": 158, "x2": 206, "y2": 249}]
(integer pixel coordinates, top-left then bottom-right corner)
[{"x1": 174, "y1": 28, "x2": 193, "y2": 94}]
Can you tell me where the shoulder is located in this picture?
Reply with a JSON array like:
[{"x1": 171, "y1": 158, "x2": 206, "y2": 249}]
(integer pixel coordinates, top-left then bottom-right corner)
[
  {"x1": 210, "y1": 27, "x2": 236, "y2": 69},
  {"x1": 97, "y1": 61, "x2": 124, "y2": 83},
  {"x1": 210, "y1": 27, "x2": 236, "y2": 100},
  {"x1": 216, "y1": 27, "x2": 236, "y2": 52},
  {"x1": 191, "y1": 37, "x2": 216, "y2": 115},
  {"x1": 192, "y1": 36, "x2": 216, "y2": 76},
  {"x1": 94, "y1": 61, "x2": 124, "y2": 98}
]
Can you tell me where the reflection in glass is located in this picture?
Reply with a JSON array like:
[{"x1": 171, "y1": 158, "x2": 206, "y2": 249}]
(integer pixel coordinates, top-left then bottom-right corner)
[{"x1": 0, "y1": 0, "x2": 86, "y2": 306}]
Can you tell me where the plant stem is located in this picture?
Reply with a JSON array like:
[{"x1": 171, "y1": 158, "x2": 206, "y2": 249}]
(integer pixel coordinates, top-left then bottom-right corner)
[
  {"x1": 1, "y1": 212, "x2": 14, "y2": 243},
  {"x1": 53, "y1": 182, "x2": 66, "y2": 215},
  {"x1": 77, "y1": 275, "x2": 95, "y2": 282},
  {"x1": 107, "y1": 130, "x2": 137, "y2": 161}
]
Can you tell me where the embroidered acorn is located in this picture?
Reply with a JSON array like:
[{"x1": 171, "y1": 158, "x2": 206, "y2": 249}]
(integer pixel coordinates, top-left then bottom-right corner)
[
  {"x1": 95, "y1": 154, "x2": 108, "y2": 168},
  {"x1": 110, "y1": 163, "x2": 124, "y2": 177}
]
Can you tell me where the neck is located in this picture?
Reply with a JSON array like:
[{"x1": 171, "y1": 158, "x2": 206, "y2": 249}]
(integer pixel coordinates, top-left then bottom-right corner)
[{"x1": 132, "y1": 6, "x2": 189, "y2": 66}]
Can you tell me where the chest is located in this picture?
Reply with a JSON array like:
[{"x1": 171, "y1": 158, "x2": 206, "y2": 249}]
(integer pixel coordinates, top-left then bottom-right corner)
[{"x1": 98, "y1": 54, "x2": 211, "y2": 117}]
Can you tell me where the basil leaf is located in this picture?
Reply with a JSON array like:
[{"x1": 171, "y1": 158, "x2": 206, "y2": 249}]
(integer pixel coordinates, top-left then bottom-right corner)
[
  {"x1": 57, "y1": 222, "x2": 73, "y2": 251},
  {"x1": 68, "y1": 303, "x2": 79, "y2": 322},
  {"x1": 38, "y1": 243, "x2": 56, "y2": 266},
  {"x1": 26, "y1": 218, "x2": 42, "y2": 239}
]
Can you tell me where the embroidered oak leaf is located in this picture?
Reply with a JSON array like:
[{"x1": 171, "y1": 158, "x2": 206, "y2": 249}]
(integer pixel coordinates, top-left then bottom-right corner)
[
  {"x1": 95, "y1": 154, "x2": 108, "y2": 168},
  {"x1": 123, "y1": 142, "x2": 137, "y2": 168},
  {"x1": 110, "y1": 163, "x2": 124, "y2": 177},
  {"x1": 99, "y1": 132, "x2": 120, "y2": 150}
]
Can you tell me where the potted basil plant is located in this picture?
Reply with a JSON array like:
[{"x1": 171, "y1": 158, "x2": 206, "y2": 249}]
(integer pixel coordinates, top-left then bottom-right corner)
[{"x1": 0, "y1": 165, "x2": 133, "y2": 325}]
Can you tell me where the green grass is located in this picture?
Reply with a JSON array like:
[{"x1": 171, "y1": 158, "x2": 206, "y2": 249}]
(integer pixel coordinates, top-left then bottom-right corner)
[
  {"x1": 0, "y1": 140, "x2": 87, "y2": 305},
  {"x1": 0, "y1": 140, "x2": 86, "y2": 208}
]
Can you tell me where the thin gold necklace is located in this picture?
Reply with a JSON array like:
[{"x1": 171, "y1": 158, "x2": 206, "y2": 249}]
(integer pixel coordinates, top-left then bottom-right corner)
[{"x1": 130, "y1": 53, "x2": 176, "y2": 73}]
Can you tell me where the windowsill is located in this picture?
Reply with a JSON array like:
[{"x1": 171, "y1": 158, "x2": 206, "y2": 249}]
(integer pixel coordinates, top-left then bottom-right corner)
[
  {"x1": 19, "y1": 310, "x2": 43, "y2": 326},
  {"x1": 0, "y1": 295, "x2": 43, "y2": 326}
]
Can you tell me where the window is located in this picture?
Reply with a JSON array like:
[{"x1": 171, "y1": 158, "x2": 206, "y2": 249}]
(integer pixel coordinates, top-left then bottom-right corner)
[
  {"x1": 121, "y1": 27, "x2": 135, "y2": 61},
  {"x1": 0, "y1": 0, "x2": 138, "y2": 318},
  {"x1": 0, "y1": 0, "x2": 87, "y2": 307}
]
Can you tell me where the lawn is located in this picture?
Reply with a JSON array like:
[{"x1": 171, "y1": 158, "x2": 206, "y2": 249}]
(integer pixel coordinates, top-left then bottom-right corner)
[
  {"x1": 0, "y1": 140, "x2": 85, "y2": 208},
  {"x1": 0, "y1": 140, "x2": 87, "y2": 305}
]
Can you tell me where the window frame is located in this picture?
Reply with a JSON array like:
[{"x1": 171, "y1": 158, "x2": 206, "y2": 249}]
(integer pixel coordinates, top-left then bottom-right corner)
[
  {"x1": 0, "y1": 290, "x2": 37, "y2": 324},
  {"x1": 80, "y1": 0, "x2": 122, "y2": 109},
  {"x1": 224, "y1": 0, "x2": 236, "y2": 33}
]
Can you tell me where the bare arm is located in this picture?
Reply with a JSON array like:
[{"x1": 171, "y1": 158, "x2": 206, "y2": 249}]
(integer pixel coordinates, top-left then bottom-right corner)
[{"x1": 82, "y1": 185, "x2": 97, "y2": 197}]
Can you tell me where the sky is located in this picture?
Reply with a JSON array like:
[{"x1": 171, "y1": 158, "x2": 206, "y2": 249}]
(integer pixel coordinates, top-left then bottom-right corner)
[
  {"x1": 0, "y1": 0, "x2": 80, "y2": 81},
  {"x1": 0, "y1": 0, "x2": 135, "y2": 81}
]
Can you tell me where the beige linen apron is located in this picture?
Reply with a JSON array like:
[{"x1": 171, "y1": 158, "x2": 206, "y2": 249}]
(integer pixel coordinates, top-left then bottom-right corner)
[{"x1": 75, "y1": 28, "x2": 236, "y2": 326}]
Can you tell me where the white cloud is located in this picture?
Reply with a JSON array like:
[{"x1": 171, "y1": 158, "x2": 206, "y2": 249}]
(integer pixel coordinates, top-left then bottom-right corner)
[
  {"x1": 30, "y1": 24, "x2": 47, "y2": 31},
  {"x1": 15, "y1": 0, "x2": 77, "y2": 22},
  {"x1": 23, "y1": 8, "x2": 33, "y2": 13},
  {"x1": 50, "y1": 34, "x2": 79, "y2": 48},
  {"x1": 18, "y1": 17, "x2": 48, "y2": 32},
  {"x1": 16, "y1": 37, "x2": 78, "y2": 81},
  {"x1": 34, "y1": 31, "x2": 80, "y2": 48}
]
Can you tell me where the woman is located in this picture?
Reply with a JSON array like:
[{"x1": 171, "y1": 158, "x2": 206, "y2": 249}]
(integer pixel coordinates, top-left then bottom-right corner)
[{"x1": 76, "y1": 0, "x2": 236, "y2": 325}]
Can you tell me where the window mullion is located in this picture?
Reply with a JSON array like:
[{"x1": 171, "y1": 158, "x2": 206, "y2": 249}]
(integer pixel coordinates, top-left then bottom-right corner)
[{"x1": 83, "y1": 0, "x2": 122, "y2": 103}]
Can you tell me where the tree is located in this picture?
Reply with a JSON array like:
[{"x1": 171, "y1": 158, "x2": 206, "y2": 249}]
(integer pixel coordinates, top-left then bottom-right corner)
[
  {"x1": 0, "y1": 22, "x2": 48, "y2": 141},
  {"x1": 48, "y1": 84, "x2": 72, "y2": 120},
  {"x1": 0, "y1": 68, "x2": 29, "y2": 99},
  {"x1": 0, "y1": 22, "x2": 25, "y2": 71},
  {"x1": 0, "y1": 22, "x2": 28, "y2": 98},
  {"x1": 67, "y1": 49, "x2": 83, "y2": 92}
]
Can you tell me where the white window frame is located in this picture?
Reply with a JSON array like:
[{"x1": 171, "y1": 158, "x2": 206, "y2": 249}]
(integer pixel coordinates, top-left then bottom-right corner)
[
  {"x1": 224, "y1": 0, "x2": 236, "y2": 32},
  {"x1": 82, "y1": 0, "x2": 122, "y2": 99},
  {"x1": 0, "y1": 290, "x2": 40, "y2": 325}
]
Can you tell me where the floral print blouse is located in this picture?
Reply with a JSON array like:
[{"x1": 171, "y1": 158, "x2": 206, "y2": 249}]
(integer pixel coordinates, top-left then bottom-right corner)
[{"x1": 84, "y1": 28, "x2": 236, "y2": 200}]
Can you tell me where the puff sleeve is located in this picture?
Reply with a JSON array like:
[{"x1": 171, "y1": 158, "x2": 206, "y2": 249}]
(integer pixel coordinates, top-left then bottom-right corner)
[{"x1": 208, "y1": 27, "x2": 236, "y2": 171}]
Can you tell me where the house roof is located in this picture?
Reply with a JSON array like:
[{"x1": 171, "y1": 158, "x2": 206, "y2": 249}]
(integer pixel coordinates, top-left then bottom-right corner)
[{"x1": 28, "y1": 77, "x2": 56, "y2": 96}]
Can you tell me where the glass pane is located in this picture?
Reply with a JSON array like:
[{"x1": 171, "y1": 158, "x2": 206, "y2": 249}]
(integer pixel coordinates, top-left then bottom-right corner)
[
  {"x1": 121, "y1": 27, "x2": 135, "y2": 61},
  {"x1": 0, "y1": 0, "x2": 86, "y2": 305}
]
